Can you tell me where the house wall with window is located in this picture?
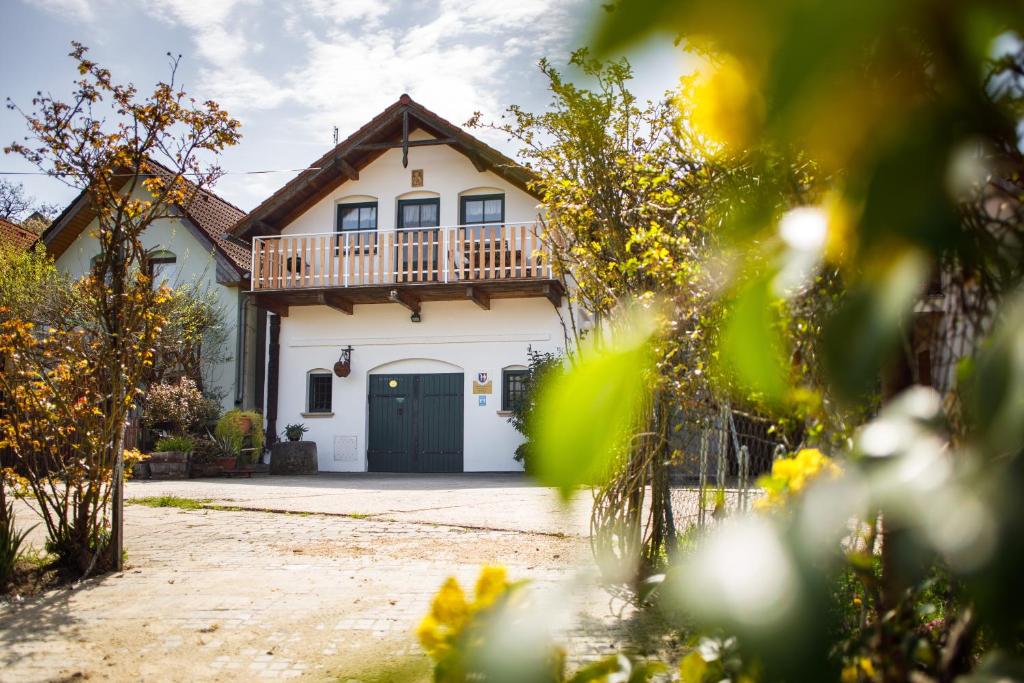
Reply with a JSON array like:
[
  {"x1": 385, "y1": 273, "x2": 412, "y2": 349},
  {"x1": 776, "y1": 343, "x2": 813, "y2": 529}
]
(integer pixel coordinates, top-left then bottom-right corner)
[
  {"x1": 267, "y1": 132, "x2": 566, "y2": 471},
  {"x1": 275, "y1": 298, "x2": 564, "y2": 472},
  {"x1": 50, "y1": 200, "x2": 243, "y2": 411},
  {"x1": 282, "y1": 130, "x2": 539, "y2": 237}
]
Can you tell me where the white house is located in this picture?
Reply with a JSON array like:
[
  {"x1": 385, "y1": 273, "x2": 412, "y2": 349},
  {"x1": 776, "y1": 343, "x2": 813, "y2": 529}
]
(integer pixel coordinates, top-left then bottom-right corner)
[
  {"x1": 232, "y1": 95, "x2": 569, "y2": 472},
  {"x1": 40, "y1": 168, "x2": 265, "y2": 413}
]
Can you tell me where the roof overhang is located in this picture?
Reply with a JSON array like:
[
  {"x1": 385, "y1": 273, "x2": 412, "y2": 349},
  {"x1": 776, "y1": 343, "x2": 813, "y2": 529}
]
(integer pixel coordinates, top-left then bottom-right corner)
[{"x1": 231, "y1": 94, "x2": 539, "y2": 241}]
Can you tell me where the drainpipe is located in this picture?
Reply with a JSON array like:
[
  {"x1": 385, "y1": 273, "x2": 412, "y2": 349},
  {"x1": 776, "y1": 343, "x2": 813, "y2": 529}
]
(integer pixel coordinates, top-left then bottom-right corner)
[
  {"x1": 266, "y1": 314, "x2": 281, "y2": 446},
  {"x1": 234, "y1": 285, "x2": 246, "y2": 407}
]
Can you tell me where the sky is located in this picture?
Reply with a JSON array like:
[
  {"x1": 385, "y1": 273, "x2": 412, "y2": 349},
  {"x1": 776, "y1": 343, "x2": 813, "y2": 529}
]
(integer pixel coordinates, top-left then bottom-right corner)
[{"x1": 0, "y1": 0, "x2": 689, "y2": 212}]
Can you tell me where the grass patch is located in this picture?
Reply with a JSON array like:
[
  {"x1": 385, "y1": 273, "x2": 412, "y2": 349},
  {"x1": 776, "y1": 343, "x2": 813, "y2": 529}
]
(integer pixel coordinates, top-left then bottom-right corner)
[
  {"x1": 331, "y1": 651, "x2": 430, "y2": 682},
  {"x1": 346, "y1": 513, "x2": 372, "y2": 520},
  {"x1": 129, "y1": 495, "x2": 211, "y2": 510}
]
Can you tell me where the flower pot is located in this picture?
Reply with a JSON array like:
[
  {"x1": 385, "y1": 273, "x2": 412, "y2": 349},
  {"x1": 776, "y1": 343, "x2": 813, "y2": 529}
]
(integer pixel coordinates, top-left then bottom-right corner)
[
  {"x1": 287, "y1": 434, "x2": 301, "y2": 442},
  {"x1": 270, "y1": 441, "x2": 318, "y2": 475},
  {"x1": 190, "y1": 463, "x2": 223, "y2": 478},
  {"x1": 147, "y1": 451, "x2": 190, "y2": 479},
  {"x1": 237, "y1": 416, "x2": 252, "y2": 434},
  {"x1": 216, "y1": 456, "x2": 237, "y2": 470}
]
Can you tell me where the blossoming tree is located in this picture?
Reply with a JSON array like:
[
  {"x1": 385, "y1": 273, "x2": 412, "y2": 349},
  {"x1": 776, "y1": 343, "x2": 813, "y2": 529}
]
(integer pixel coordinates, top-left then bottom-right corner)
[{"x1": 1, "y1": 43, "x2": 240, "y2": 574}]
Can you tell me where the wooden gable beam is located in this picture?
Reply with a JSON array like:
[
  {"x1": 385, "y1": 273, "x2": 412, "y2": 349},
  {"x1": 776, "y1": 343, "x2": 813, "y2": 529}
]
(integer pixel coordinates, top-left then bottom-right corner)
[
  {"x1": 337, "y1": 158, "x2": 359, "y2": 180},
  {"x1": 353, "y1": 138, "x2": 457, "y2": 151},
  {"x1": 388, "y1": 288, "x2": 420, "y2": 314},
  {"x1": 466, "y1": 150, "x2": 489, "y2": 173},
  {"x1": 402, "y1": 109, "x2": 410, "y2": 168},
  {"x1": 466, "y1": 285, "x2": 490, "y2": 310},
  {"x1": 253, "y1": 294, "x2": 289, "y2": 317},
  {"x1": 320, "y1": 291, "x2": 353, "y2": 315},
  {"x1": 543, "y1": 283, "x2": 562, "y2": 309}
]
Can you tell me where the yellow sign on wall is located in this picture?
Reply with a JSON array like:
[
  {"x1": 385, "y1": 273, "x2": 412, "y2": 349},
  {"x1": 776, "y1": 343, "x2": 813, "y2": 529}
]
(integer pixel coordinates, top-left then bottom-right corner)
[{"x1": 472, "y1": 372, "x2": 493, "y2": 395}]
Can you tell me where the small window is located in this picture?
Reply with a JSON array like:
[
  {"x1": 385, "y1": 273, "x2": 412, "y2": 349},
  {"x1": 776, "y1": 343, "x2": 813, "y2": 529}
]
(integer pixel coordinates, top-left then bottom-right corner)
[
  {"x1": 147, "y1": 250, "x2": 177, "y2": 289},
  {"x1": 307, "y1": 372, "x2": 333, "y2": 413},
  {"x1": 502, "y1": 369, "x2": 528, "y2": 412},
  {"x1": 398, "y1": 198, "x2": 440, "y2": 229},
  {"x1": 460, "y1": 194, "x2": 504, "y2": 225},
  {"x1": 337, "y1": 202, "x2": 378, "y2": 232}
]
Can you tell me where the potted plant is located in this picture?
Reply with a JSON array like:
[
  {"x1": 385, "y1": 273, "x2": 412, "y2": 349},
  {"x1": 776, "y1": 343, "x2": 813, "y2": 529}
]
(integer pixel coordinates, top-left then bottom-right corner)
[
  {"x1": 283, "y1": 423, "x2": 308, "y2": 442},
  {"x1": 189, "y1": 436, "x2": 223, "y2": 477},
  {"x1": 149, "y1": 434, "x2": 194, "y2": 479},
  {"x1": 215, "y1": 410, "x2": 265, "y2": 465},
  {"x1": 211, "y1": 434, "x2": 241, "y2": 471}
]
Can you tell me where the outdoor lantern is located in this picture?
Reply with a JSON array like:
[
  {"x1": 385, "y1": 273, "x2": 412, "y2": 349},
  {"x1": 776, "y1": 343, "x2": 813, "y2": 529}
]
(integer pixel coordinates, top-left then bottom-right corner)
[{"x1": 334, "y1": 345, "x2": 353, "y2": 378}]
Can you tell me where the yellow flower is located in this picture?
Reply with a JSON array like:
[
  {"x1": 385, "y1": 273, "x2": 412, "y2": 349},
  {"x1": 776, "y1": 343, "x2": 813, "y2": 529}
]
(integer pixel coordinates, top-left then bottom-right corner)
[
  {"x1": 430, "y1": 577, "x2": 469, "y2": 629},
  {"x1": 755, "y1": 448, "x2": 841, "y2": 511},
  {"x1": 473, "y1": 565, "x2": 508, "y2": 609},
  {"x1": 689, "y1": 54, "x2": 762, "y2": 151},
  {"x1": 417, "y1": 567, "x2": 518, "y2": 667},
  {"x1": 416, "y1": 614, "x2": 448, "y2": 658}
]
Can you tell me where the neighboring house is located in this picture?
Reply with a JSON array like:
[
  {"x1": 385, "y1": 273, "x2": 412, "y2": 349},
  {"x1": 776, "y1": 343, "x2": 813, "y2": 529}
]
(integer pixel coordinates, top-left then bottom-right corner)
[
  {"x1": 0, "y1": 216, "x2": 38, "y2": 251},
  {"x1": 40, "y1": 167, "x2": 264, "y2": 412},
  {"x1": 232, "y1": 94, "x2": 567, "y2": 472}
]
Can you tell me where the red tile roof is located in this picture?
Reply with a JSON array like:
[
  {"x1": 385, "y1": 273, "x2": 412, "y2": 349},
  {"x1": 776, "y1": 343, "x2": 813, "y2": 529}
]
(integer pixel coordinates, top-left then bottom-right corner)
[
  {"x1": 177, "y1": 184, "x2": 250, "y2": 272},
  {"x1": 0, "y1": 217, "x2": 38, "y2": 251},
  {"x1": 41, "y1": 164, "x2": 250, "y2": 277}
]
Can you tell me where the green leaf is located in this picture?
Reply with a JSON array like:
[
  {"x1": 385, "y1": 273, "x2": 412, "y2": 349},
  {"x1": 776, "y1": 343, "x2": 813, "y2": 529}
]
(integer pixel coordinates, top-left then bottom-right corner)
[
  {"x1": 719, "y1": 276, "x2": 788, "y2": 404},
  {"x1": 822, "y1": 249, "x2": 928, "y2": 402},
  {"x1": 963, "y1": 292, "x2": 1024, "y2": 455},
  {"x1": 533, "y1": 326, "x2": 654, "y2": 499},
  {"x1": 678, "y1": 651, "x2": 709, "y2": 683}
]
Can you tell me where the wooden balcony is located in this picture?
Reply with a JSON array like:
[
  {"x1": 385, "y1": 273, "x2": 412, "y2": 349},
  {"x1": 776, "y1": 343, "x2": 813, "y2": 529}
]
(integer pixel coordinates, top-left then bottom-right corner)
[{"x1": 249, "y1": 222, "x2": 562, "y2": 315}]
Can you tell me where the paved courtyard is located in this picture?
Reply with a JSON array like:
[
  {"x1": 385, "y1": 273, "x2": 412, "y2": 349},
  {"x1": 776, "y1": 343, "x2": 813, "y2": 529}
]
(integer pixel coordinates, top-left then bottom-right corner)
[{"x1": 0, "y1": 475, "x2": 631, "y2": 683}]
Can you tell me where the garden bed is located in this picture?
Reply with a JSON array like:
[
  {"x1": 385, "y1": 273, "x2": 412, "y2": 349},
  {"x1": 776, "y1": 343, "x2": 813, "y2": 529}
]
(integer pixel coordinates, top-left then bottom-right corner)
[{"x1": 2, "y1": 554, "x2": 77, "y2": 599}]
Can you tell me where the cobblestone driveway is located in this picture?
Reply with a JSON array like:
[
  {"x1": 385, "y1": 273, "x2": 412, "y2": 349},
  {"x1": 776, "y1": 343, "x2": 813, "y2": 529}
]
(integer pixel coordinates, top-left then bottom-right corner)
[{"x1": 0, "y1": 476, "x2": 622, "y2": 683}]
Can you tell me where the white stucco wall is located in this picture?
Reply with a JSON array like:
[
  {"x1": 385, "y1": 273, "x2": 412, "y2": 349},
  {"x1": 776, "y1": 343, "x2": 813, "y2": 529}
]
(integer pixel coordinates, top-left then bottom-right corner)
[
  {"x1": 276, "y1": 298, "x2": 567, "y2": 472},
  {"x1": 53, "y1": 210, "x2": 240, "y2": 410},
  {"x1": 269, "y1": 129, "x2": 568, "y2": 471},
  {"x1": 283, "y1": 129, "x2": 540, "y2": 235}
]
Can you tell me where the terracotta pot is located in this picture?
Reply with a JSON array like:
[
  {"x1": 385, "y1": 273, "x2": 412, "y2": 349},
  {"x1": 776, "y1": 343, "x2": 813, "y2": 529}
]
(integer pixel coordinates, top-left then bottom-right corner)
[
  {"x1": 216, "y1": 456, "x2": 237, "y2": 470},
  {"x1": 237, "y1": 416, "x2": 252, "y2": 434}
]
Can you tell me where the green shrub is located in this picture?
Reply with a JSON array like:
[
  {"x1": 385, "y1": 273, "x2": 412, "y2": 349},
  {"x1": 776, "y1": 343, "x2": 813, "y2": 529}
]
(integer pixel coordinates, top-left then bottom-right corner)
[
  {"x1": 214, "y1": 410, "x2": 264, "y2": 464},
  {"x1": 508, "y1": 348, "x2": 562, "y2": 473},
  {"x1": 143, "y1": 377, "x2": 211, "y2": 433},
  {"x1": 0, "y1": 500, "x2": 33, "y2": 587},
  {"x1": 154, "y1": 434, "x2": 194, "y2": 452}
]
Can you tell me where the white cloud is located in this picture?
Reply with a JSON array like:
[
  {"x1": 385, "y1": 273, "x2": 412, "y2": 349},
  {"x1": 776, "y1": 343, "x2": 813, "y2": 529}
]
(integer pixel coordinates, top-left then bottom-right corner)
[
  {"x1": 145, "y1": 0, "x2": 254, "y2": 30},
  {"x1": 27, "y1": 0, "x2": 99, "y2": 23},
  {"x1": 281, "y1": 0, "x2": 577, "y2": 134},
  {"x1": 299, "y1": 0, "x2": 389, "y2": 27}
]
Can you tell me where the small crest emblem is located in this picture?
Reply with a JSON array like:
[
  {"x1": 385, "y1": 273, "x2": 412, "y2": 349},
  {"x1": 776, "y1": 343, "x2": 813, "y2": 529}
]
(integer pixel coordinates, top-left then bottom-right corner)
[{"x1": 477, "y1": 372, "x2": 489, "y2": 384}]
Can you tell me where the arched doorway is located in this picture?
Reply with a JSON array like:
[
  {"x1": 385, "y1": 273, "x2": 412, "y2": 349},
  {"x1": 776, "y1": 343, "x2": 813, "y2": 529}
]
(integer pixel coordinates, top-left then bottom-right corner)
[{"x1": 367, "y1": 359, "x2": 464, "y2": 472}]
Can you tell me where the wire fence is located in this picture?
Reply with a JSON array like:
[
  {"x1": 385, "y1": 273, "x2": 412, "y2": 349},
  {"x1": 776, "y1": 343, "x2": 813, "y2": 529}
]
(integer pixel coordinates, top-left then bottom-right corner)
[{"x1": 667, "y1": 404, "x2": 792, "y2": 534}]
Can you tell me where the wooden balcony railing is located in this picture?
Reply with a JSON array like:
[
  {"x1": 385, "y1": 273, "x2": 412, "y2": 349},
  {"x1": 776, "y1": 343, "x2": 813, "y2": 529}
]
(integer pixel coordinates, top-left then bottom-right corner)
[{"x1": 251, "y1": 222, "x2": 553, "y2": 291}]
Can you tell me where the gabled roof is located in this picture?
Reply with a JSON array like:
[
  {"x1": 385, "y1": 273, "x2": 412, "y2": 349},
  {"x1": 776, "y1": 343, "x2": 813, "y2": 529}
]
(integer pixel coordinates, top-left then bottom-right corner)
[
  {"x1": 231, "y1": 94, "x2": 538, "y2": 240},
  {"x1": 0, "y1": 217, "x2": 38, "y2": 251},
  {"x1": 40, "y1": 162, "x2": 250, "y2": 279}
]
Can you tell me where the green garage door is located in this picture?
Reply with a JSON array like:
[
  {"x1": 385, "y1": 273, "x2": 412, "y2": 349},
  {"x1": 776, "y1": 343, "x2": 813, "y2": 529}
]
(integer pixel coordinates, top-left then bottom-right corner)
[{"x1": 367, "y1": 373, "x2": 464, "y2": 473}]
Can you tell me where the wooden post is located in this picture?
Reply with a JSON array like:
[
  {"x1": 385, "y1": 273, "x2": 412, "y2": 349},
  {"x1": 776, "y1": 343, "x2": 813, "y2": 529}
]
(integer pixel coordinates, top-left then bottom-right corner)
[{"x1": 266, "y1": 314, "x2": 281, "y2": 447}]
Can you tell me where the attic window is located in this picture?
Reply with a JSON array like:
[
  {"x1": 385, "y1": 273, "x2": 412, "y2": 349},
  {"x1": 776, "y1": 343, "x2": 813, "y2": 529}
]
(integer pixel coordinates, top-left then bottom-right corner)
[
  {"x1": 460, "y1": 194, "x2": 504, "y2": 225},
  {"x1": 337, "y1": 202, "x2": 378, "y2": 232},
  {"x1": 147, "y1": 250, "x2": 177, "y2": 289}
]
